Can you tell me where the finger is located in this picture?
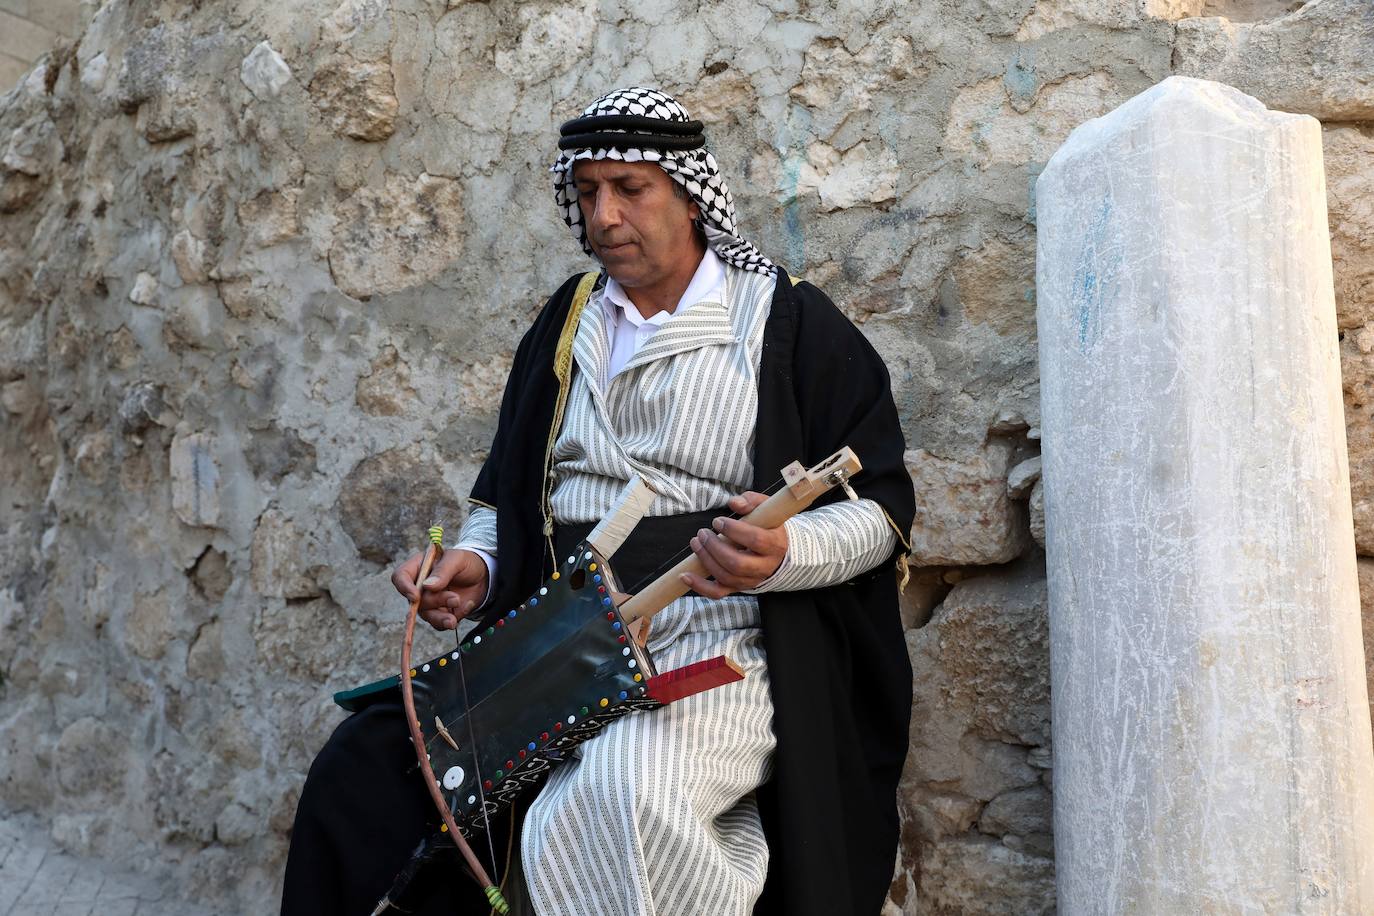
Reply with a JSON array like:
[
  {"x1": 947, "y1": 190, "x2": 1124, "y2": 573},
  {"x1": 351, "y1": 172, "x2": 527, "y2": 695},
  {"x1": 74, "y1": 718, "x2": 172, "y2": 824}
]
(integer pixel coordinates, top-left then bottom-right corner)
[
  {"x1": 391, "y1": 552, "x2": 424, "y2": 601},
  {"x1": 728, "y1": 491, "x2": 769, "y2": 515},
  {"x1": 419, "y1": 607, "x2": 458, "y2": 631},
  {"x1": 680, "y1": 571, "x2": 733, "y2": 600},
  {"x1": 696, "y1": 528, "x2": 767, "y2": 583},
  {"x1": 419, "y1": 548, "x2": 468, "y2": 591},
  {"x1": 419, "y1": 590, "x2": 461, "y2": 613},
  {"x1": 692, "y1": 531, "x2": 751, "y2": 588},
  {"x1": 712, "y1": 516, "x2": 769, "y2": 552}
]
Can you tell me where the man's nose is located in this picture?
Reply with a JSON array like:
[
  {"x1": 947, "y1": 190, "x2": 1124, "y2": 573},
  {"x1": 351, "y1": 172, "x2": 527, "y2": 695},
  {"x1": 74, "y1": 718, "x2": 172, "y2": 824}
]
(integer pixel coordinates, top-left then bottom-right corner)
[{"x1": 589, "y1": 192, "x2": 621, "y2": 231}]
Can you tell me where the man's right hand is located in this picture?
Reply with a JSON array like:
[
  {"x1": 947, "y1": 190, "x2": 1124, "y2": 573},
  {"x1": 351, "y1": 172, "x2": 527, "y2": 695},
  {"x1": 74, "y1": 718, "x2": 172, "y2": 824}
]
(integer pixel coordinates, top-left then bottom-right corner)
[{"x1": 391, "y1": 548, "x2": 489, "y2": 631}]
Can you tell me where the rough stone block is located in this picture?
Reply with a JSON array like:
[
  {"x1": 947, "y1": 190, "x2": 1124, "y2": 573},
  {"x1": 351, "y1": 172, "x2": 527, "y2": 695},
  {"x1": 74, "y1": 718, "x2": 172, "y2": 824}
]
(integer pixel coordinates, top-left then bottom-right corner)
[
  {"x1": 327, "y1": 172, "x2": 463, "y2": 298},
  {"x1": 308, "y1": 55, "x2": 397, "y2": 141},
  {"x1": 169, "y1": 431, "x2": 221, "y2": 528},
  {"x1": 240, "y1": 41, "x2": 291, "y2": 100},
  {"x1": 1173, "y1": 1, "x2": 1374, "y2": 121},
  {"x1": 335, "y1": 446, "x2": 462, "y2": 564},
  {"x1": 1324, "y1": 126, "x2": 1374, "y2": 330},
  {"x1": 906, "y1": 442, "x2": 1030, "y2": 566}
]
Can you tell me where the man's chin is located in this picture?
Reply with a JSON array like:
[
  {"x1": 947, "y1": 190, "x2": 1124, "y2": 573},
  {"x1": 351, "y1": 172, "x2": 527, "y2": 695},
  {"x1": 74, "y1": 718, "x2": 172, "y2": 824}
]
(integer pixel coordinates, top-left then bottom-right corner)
[{"x1": 597, "y1": 250, "x2": 648, "y2": 282}]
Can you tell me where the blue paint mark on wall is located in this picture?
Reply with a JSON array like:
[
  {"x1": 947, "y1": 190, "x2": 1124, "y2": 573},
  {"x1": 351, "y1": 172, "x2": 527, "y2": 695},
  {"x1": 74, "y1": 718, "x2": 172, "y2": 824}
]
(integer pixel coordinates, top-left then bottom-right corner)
[
  {"x1": 777, "y1": 104, "x2": 814, "y2": 270},
  {"x1": 1025, "y1": 161, "x2": 1044, "y2": 225},
  {"x1": 1003, "y1": 48, "x2": 1039, "y2": 109}
]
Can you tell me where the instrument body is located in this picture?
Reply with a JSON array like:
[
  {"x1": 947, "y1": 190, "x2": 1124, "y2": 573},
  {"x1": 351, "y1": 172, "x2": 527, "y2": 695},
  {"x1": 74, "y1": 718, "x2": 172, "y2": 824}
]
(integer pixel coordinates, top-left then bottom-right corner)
[
  {"x1": 334, "y1": 447, "x2": 864, "y2": 840},
  {"x1": 339, "y1": 541, "x2": 671, "y2": 837},
  {"x1": 413, "y1": 542, "x2": 660, "y2": 836}
]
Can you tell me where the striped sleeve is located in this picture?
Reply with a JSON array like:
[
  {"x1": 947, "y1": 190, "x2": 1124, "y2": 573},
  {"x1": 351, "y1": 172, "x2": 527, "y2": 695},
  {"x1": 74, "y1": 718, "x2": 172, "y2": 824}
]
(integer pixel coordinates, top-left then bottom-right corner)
[
  {"x1": 745, "y1": 497, "x2": 897, "y2": 594},
  {"x1": 451, "y1": 505, "x2": 498, "y2": 555}
]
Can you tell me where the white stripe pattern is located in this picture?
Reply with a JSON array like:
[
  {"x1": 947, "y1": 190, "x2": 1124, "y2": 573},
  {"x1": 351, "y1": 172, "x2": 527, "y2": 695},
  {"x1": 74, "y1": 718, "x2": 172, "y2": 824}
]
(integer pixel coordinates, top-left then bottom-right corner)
[{"x1": 453, "y1": 262, "x2": 895, "y2": 914}]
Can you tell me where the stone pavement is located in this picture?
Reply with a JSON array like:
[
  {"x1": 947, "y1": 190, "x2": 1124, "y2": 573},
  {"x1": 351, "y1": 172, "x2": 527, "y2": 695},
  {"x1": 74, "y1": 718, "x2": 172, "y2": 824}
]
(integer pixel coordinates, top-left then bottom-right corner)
[{"x1": 0, "y1": 814, "x2": 225, "y2": 916}]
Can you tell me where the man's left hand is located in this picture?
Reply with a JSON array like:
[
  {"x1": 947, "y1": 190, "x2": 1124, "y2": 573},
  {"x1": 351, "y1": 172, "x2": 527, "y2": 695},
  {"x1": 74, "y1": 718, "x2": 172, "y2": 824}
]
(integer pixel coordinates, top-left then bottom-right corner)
[{"x1": 682, "y1": 491, "x2": 787, "y2": 598}]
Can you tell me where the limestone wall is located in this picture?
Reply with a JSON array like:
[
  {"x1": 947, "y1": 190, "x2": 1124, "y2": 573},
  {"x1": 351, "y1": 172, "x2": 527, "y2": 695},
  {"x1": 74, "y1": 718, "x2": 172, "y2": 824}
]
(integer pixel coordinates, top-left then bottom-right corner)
[
  {"x1": 0, "y1": 0, "x2": 88, "y2": 91},
  {"x1": 0, "y1": 0, "x2": 1369, "y2": 912}
]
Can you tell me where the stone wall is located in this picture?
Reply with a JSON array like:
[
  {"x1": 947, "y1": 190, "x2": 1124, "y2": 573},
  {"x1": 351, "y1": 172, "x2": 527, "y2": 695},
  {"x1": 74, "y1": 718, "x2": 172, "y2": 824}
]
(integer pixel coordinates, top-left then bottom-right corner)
[
  {"x1": 0, "y1": 0, "x2": 1369, "y2": 912},
  {"x1": 0, "y1": 0, "x2": 88, "y2": 91}
]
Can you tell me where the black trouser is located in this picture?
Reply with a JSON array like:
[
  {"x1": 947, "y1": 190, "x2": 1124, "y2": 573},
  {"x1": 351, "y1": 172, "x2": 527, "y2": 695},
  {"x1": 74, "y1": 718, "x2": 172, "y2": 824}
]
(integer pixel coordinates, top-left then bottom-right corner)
[{"x1": 280, "y1": 699, "x2": 510, "y2": 915}]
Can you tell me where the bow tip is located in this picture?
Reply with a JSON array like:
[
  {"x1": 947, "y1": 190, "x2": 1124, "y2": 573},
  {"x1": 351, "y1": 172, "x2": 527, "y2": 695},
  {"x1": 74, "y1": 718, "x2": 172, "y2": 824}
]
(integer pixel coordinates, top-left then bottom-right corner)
[{"x1": 484, "y1": 885, "x2": 510, "y2": 914}]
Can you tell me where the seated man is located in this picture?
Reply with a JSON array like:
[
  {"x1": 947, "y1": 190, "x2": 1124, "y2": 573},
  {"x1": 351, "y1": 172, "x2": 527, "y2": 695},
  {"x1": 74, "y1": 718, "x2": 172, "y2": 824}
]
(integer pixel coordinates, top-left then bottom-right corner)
[{"x1": 281, "y1": 87, "x2": 915, "y2": 916}]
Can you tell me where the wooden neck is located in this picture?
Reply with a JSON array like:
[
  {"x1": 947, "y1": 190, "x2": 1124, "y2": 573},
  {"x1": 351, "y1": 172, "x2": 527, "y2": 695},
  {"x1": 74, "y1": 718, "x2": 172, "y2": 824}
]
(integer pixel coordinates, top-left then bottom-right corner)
[{"x1": 617, "y1": 447, "x2": 862, "y2": 623}]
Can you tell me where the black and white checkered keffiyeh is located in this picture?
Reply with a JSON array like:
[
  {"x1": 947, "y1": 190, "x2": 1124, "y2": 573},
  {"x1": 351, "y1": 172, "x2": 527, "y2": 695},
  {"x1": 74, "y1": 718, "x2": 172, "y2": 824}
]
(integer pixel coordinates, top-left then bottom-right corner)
[{"x1": 551, "y1": 87, "x2": 775, "y2": 277}]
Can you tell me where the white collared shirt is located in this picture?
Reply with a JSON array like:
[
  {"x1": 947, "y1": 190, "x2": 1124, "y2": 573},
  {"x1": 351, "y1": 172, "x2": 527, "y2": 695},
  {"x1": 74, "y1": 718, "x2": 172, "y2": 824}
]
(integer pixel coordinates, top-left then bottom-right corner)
[{"x1": 601, "y1": 247, "x2": 726, "y2": 378}]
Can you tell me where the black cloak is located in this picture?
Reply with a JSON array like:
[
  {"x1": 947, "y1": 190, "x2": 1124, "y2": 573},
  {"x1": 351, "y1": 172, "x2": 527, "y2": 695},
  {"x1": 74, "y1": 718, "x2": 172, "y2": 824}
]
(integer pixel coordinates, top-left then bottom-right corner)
[{"x1": 467, "y1": 268, "x2": 916, "y2": 915}]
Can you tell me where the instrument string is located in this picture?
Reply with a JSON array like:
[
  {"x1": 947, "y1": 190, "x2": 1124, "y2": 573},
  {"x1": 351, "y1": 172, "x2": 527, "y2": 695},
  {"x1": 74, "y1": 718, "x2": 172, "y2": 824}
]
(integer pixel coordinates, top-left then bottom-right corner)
[{"x1": 454, "y1": 648, "x2": 502, "y2": 886}]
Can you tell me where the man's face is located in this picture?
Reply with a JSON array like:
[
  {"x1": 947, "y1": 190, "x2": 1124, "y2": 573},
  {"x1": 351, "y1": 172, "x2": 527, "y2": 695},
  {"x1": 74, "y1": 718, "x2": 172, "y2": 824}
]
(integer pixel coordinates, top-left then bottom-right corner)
[{"x1": 572, "y1": 160, "x2": 701, "y2": 289}]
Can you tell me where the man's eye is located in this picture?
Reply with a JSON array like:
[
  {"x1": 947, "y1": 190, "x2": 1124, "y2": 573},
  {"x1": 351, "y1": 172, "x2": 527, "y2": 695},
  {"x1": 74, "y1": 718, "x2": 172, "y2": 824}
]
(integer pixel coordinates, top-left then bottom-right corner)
[{"x1": 622, "y1": 186, "x2": 644, "y2": 195}]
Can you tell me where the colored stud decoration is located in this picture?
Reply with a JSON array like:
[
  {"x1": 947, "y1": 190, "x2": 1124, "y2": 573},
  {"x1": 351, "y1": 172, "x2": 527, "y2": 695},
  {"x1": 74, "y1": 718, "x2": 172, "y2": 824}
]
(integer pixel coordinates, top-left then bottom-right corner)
[
  {"x1": 486, "y1": 627, "x2": 495, "y2": 636},
  {"x1": 530, "y1": 598, "x2": 538, "y2": 606},
  {"x1": 589, "y1": 563, "x2": 598, "y2": 572},
  {"x1": 618, "y1": 635, "x2": 627, "y2": 644},
  {"x1": 628, "y1": 660, "x2": 637, "y2": 668},
  {"x1": 613, "y1": 622, "x2": 622, "y2": 631},
  {"x1": 496, "y1": 619, "x2": 505, "y2": 628},
  {"x1": 606, "y1": 611, "x2": 616, "y2": 620},
  {"x1": 602, "y1": 597, "x2": 613, "y2": 606},
  {"x1": 508, "y1": 610, "x2": 517, "y2": 619},
  {"x1": 599, "y1": 697, "x2": 609, "y2": 708},
  {"x1": 539, "y1": 587, "x2": 548, "y2": 596},
  {"x1": 584, "y1": 552, "x2": 593, "y2": 560},
  {"x1": 580, "y1": 706, "x2": 590, "y2": 715},
  {"x1": 410, "y1": 668, "x2": 417, "y2": 677},
  {"x1": 567, "y1": 555, "x2": 576, "y2": 565},
  {"x1": 567, "y1": 715, "x2": 576, "y2": 724},
  {"x1": 593, "y1": 574, "x2": 602, "y2": 584},
  {"x1": 541, "y1": 731, "x2": 550, "y2": 741},
  {"x1": 622, "y1": 648, "x2": 631, "y2": 656},
  {"x1": 468, "y1": 794, "x2": 476, "y2": 804},
  {"x1": 618, "y1": 690, "x2": 629, "y2": 700},
  {"x1": 519, "y1": 749, "x2": 527, "y2": 759},
  {"x1": 440, "y1": 823, "x2": 449, "y2": 833},
  {"x1": 422, "y1": 664, "x2": 430, "y2": 672},
  {"x1": 442, "y1": 765, "x2": 465, "y2": 790},
  {"x1": 528, "y1": 742, "x2": 537, "y2": 751},
  {"x1": 552, "y1": 571, "x2": 561, "y2": 580},
  {"x1": 473, "y1": 636, "x2": 482, "y2": 644},
  {"x1": 439, "y1": 658, "x2": 447, "y2": 667},
  {"x1": 506, "y1": 759, "x2": 514, "y2": 769},
  {"x1": 554, "y1": 722, "x2": 563, "y2": 731},
  {"x1": 462, "y1": 642, "x2": 473, "y2": 652},
  {"x1": 633, "y1": 673, "x2": 643, "y2": 682}
]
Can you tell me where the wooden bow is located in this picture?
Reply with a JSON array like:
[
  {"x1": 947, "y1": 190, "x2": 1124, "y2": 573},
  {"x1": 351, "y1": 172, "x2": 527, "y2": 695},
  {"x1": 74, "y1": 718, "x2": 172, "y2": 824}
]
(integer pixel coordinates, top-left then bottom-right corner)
[{"x1": 398, "y1": 526, "x2": 509, "y2": 915}]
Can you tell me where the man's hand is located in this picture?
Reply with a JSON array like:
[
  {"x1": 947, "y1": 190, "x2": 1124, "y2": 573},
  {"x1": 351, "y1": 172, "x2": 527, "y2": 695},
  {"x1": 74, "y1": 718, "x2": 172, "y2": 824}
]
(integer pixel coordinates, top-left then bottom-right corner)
[
  {"x1": 391, "y1": 548, "x2": 489, "y2": 631},
  {"x1": 681, "y1": 491, "x2": 788, "y2": 599}
]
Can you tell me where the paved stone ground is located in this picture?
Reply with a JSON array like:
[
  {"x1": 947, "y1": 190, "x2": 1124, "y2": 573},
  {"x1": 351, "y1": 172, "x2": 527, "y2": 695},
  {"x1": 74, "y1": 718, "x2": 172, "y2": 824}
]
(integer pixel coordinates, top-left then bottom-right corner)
[{"x1": 0, "y1": 815, "x2": 224, "y2": 916}]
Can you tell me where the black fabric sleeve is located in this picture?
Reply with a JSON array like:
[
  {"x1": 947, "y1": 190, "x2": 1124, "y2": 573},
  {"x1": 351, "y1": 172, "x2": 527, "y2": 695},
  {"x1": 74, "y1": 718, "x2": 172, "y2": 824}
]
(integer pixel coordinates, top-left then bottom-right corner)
[
  {"x1": 467, "y1": 272, "x2": 587, "y2": 511},
  {"x1": 789, "y1": 280, "x2": 915, "y2": 558}
]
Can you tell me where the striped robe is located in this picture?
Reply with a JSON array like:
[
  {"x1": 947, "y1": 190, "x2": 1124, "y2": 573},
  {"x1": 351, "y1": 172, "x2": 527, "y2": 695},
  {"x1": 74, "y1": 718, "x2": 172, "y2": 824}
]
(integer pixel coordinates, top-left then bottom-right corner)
[{"x1": 454, "y1": 263, "x2": 894, "y2": 915}]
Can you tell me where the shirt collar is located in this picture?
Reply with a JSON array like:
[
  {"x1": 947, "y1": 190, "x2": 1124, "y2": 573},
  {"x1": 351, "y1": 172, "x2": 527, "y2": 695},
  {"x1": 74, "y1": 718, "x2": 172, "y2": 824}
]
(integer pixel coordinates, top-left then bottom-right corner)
[{"x1": 601, "y1": 247, "x2": 726, "y2": 329}]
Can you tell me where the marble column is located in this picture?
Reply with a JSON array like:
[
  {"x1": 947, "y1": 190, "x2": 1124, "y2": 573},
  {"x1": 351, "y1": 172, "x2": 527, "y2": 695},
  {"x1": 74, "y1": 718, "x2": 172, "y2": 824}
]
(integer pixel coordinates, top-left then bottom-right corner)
[{"x1": 1036, "y1": 75, "x2": 1374, "y2": 912}]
